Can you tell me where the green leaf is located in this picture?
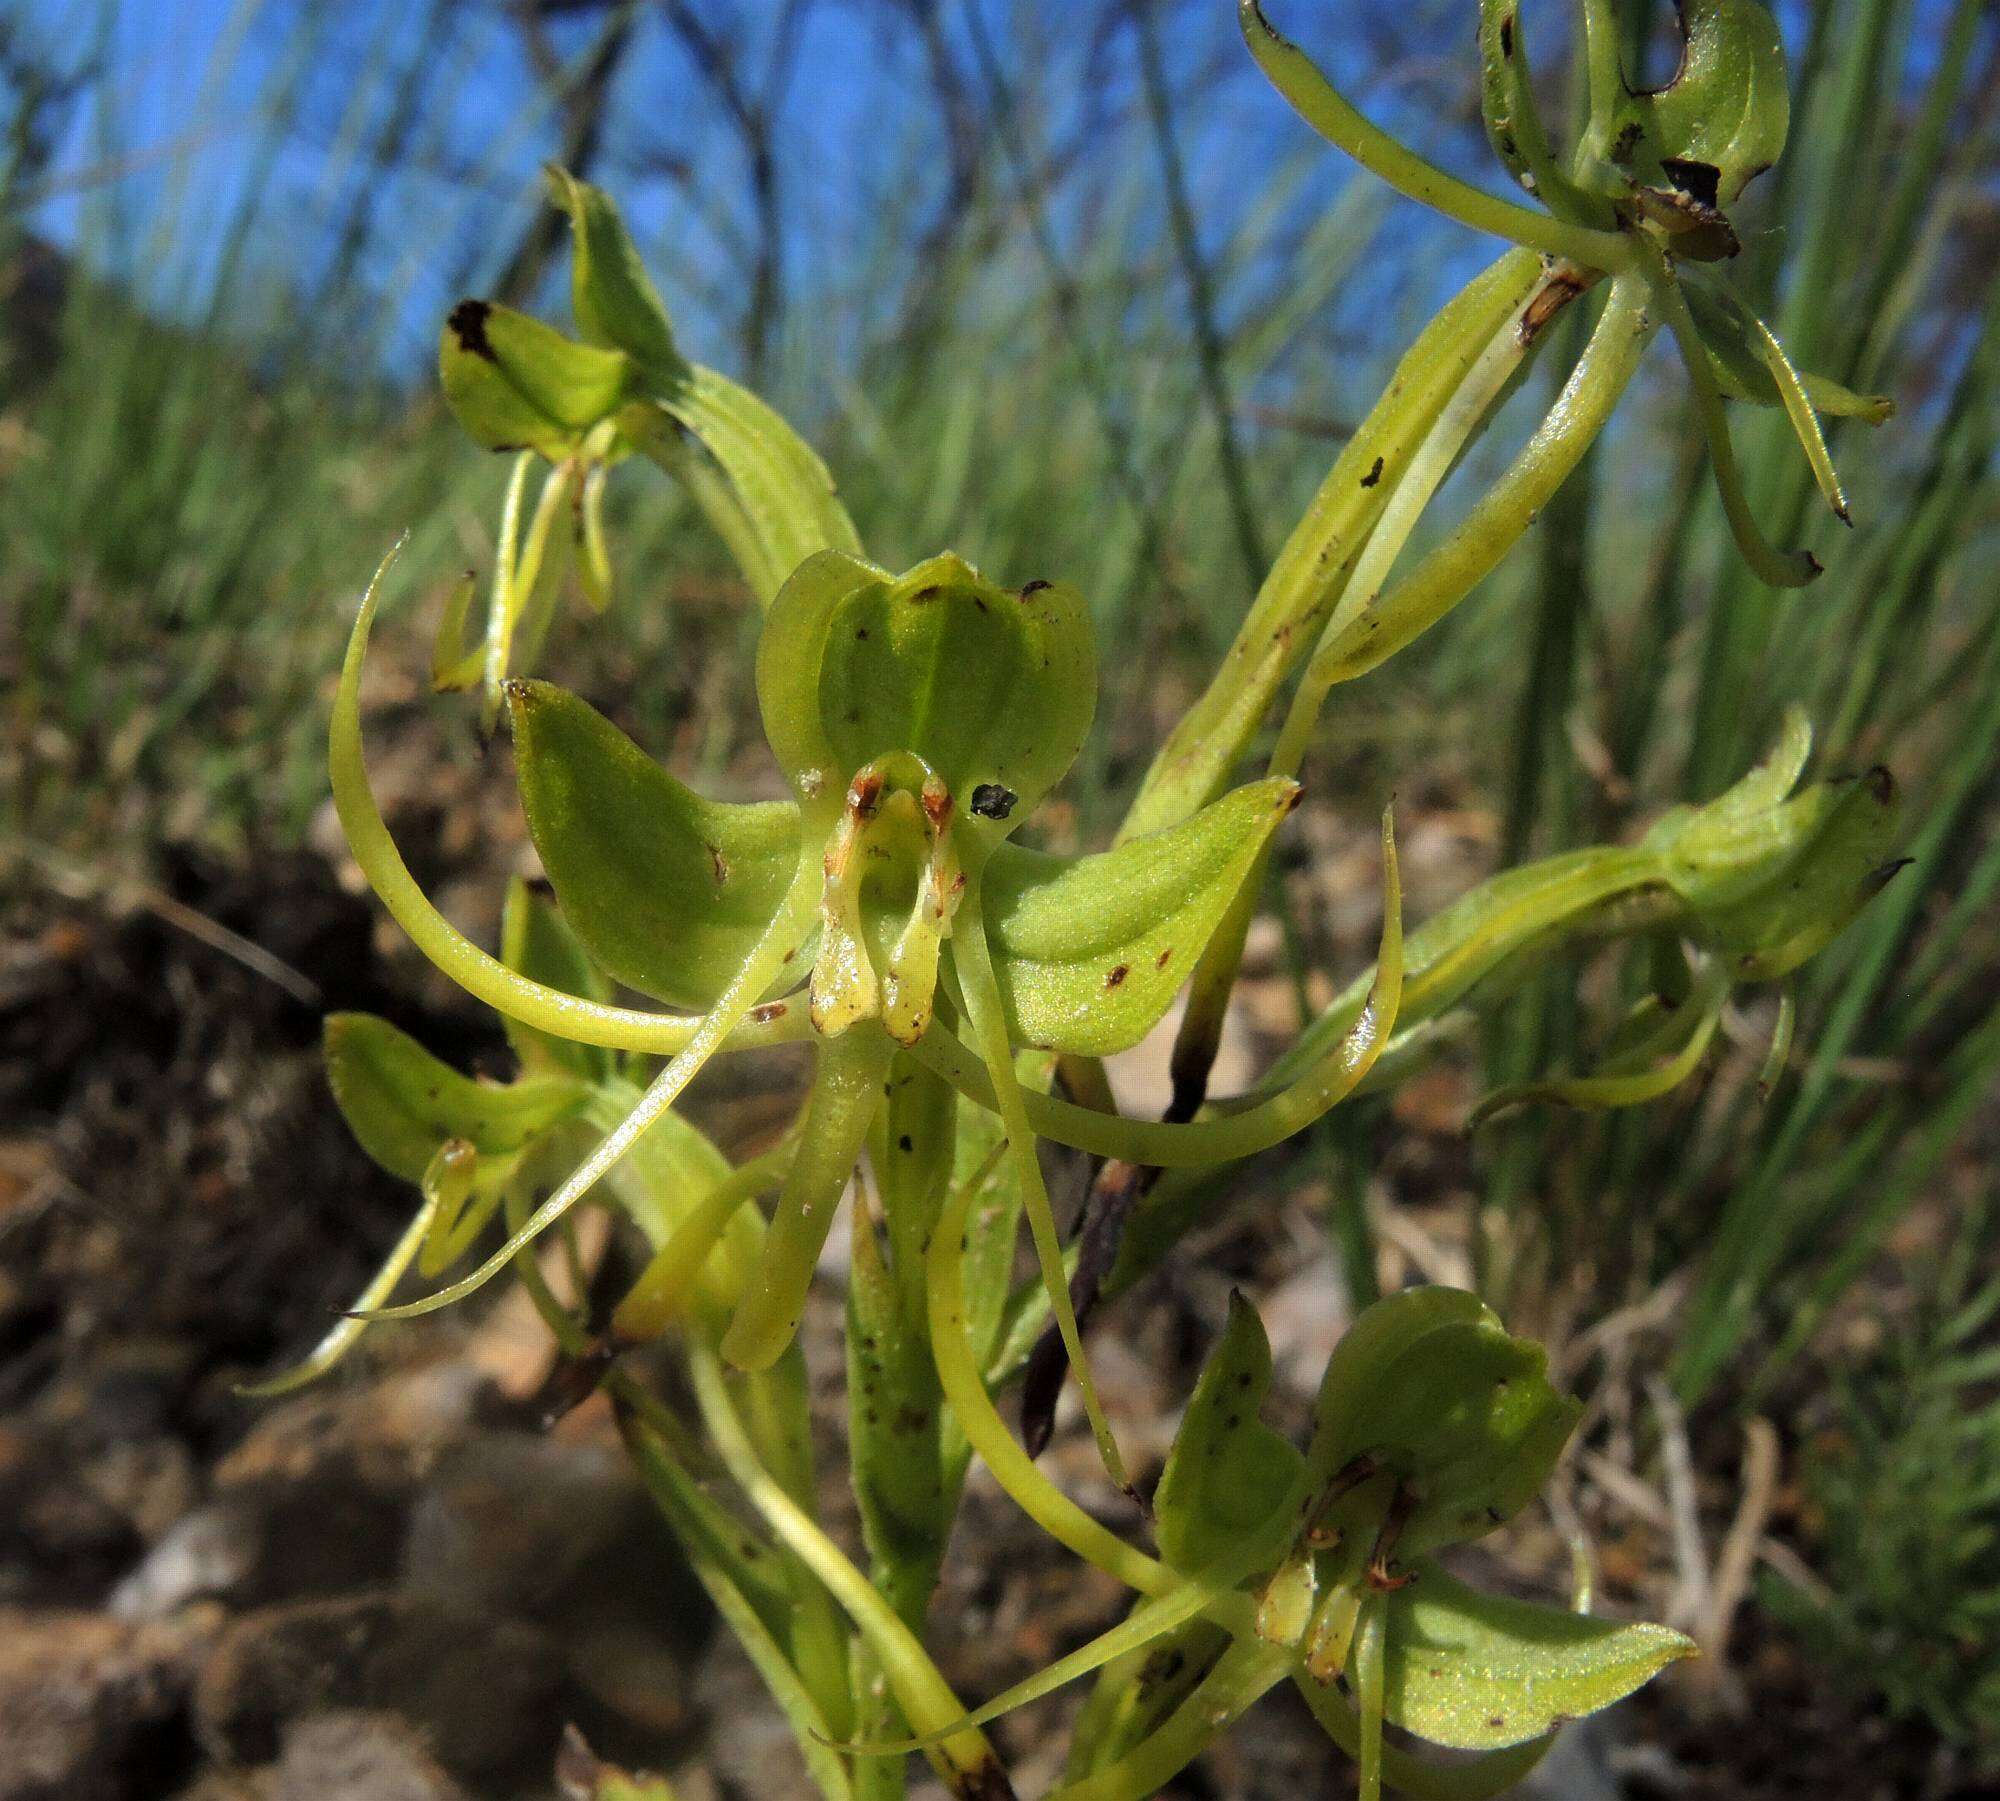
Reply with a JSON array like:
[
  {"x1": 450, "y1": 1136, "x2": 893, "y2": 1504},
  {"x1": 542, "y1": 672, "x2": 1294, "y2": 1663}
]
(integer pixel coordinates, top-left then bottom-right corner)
[
  {"x1": 618, "y1": 1415, "x2": 856, "y2": 1801},
  {"x1": 1339, "y1": 1318, "x2": 1580, "y2": 1559},
  {"x1": 439, "y1": 300, "x2": 634, "y2": 458},
  {"x1": 1477, "y1": 3, "x2": 1603, "y2": 225},
  {"x1": 1681, "y1": 285, "x2": 1892, "y2": 422},
  {"x1": 499, "y1": 875, "x2": 615, "y2": 1083},
  {"x1": 1310, "y1": 1288, "x2": 1494, "y2": 1474},
  {"x1": 1695, "y1": 770, "x2": 1902, "y2": 978},
  {"x1": 1645, "y1": 714, "x2": 1903, "y2": 976},
  {"x1": 655, "y1": 369, "x2": 863, "y2": 584},
  {"x1": 507, "y1": 679, "x2": 803, "y2": 1009},
  {"x1": 1156, "y1": 1293, "x2": 1306, "y2": 1573},
  {"x1": 1642, "y1": 0, "x2": 1790, "y2": 208},
  {"x1": 983, "y1": 778, "x2": 1301, "y2": 1056},
  {"x1": 757, "y1": 550, "x2": 1097, "y2": 836},
  {"x1": 324, "y1": 1012, "x2": 587, "y2": 1183},
  {"x1": 1381, "y1": 1564, "x2": 1694, "y2": 1749},
  {"x1": 545, "y1": 166, "x2": 688, "y2": 386},
  {"x1": 430, "y1": 569, "x2": 482, "y2": 692},
  {"x1": 1306, "y1": 1290, "x2": 1577, "y2": 1561}
]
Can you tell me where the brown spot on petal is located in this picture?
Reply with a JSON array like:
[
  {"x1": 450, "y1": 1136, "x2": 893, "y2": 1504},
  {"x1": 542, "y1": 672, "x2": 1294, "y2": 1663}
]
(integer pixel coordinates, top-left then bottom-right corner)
[
  {"x1": 848, "y1": 770, "x2": 885, "y2": 818},
  {"x1": 1520, "y1": 267, "x2": 1590, "y2": 347},
  {"x1": 1105, "y1": 964, "x2": 1129, "y2": 989},
  {"x1": 447, "y1": 298, "x2": 496, "y2": 361}
]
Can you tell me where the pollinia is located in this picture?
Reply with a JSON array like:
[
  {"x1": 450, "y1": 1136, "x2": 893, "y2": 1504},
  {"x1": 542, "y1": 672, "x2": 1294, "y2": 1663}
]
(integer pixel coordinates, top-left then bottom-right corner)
[{"x1": 264, "y1": 4, "x2": 1905, "y2": 1795}]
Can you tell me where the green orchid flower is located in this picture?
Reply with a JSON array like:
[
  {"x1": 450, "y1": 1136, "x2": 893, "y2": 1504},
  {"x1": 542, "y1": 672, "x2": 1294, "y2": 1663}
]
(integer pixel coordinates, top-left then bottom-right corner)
[
  {"x1": 434, "y1": 169, "x2": 861, "y2": 728},
  {"x1": 328, "y1": 541, "x2": 1405, "y2": 1500},
  {"x1": 846, "y1": 1286, "x2": 1689, "y2": 1801},
  {"x1": 1128, "y1": 0, "x2": 1891, "y2": 851}
]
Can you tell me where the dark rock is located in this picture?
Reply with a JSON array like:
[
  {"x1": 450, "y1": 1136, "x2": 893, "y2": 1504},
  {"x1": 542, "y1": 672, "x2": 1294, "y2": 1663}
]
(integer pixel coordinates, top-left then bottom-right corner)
[
  {"x1": 400, "y1": 1432, "x2": 709, "y2": 1748},
  {"x1": 0, "y1": 1607, "x2": 203, "y2": 1801},
  {"x1": 272, "y1": 1711, "x2": 469, "y2": 1801},
  {"x1": 193, "y1": 1593, "x2": 563, "y2": 1785}
]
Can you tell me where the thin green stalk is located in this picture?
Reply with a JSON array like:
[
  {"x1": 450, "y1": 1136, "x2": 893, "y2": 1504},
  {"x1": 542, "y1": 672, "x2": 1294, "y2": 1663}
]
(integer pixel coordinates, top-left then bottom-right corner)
[
  {"x1": 1121, "y1": 248, "x2": 1546, "y2": 841},
  {"x1": 1312, "y1": 278, "x2": 1657, "y2": 685},
  {"x1": 686, "y1": 1341, "x2": 1009, "y2": 1797},
  {"x1": 1240, "y1": 1, "x2": 1632, "y2": 270}
]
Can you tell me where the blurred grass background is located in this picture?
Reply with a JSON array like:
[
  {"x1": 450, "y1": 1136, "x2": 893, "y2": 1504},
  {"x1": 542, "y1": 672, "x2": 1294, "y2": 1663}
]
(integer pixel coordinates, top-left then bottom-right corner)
[{"x1": 3, "y1": 0, "x2": 1997, "y2": 1762}]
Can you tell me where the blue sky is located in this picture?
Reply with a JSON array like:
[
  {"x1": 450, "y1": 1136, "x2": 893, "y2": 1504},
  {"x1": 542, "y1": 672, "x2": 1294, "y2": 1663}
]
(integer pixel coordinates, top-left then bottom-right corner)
[
  {"x1": 7, "y1": 0, "x2": 1527, "y2": 378},
  {"x1": 7, "y1": 0, "x2": 1962, "y2": 391}
]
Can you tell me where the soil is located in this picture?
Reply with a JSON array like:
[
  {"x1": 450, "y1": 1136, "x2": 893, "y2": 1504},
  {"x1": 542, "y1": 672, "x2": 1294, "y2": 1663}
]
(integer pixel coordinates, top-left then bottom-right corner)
[{"x1": 0, "y1": 828, "x2": 1987, "y2": 1800}]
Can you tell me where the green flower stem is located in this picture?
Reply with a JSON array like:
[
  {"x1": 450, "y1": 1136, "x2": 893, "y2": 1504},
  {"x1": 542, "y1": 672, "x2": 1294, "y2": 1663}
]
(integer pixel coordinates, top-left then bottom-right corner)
[
  {"x1": 237, "y1": 1183, "x2": 442, "y2": 1396},
  {"x1": 1469, "y1": 974, "x2": 1726, "y2": 1125},
  {"x1": 925, "y1": 1136, "x2": 1168, "y2": 1595},
  {"x1": 615, "y1": 1372, "x2": 857, "y2": 1761},
  {"x1": 1121, "y1": 248, "x2": 1543, "y2": 841},
  {"x1": 1637, "y1": 243, "x2": 1823, "y2": 588},
  {"x1": 1169, "y1": 296, "x2": 1548, "y2": 1117},
  {"x1": 1240, "y1": 1, "x2": 1632, "y2": 272},
  {"x1": 539, "y1": 1226, "x2": 855, "y2": 1769},
  {"x1": 498, "y1": 1176, "x2": 595, "y2": 1357},
  {"x1": 1044, "y1": 1637, "x2": 1292, "y2": 1801},
  {"x1": 1574, "y1": 0, "x2": 1630, "y2": 175},
  {"x1": 951, "y1": 873, "x2": 1134, "y2": 1493},
  {"x1": 611, "y1": 1134, "x2": 798, "y2": 1342},
  {"x1": 1270, "y1": 846, "x2": 1664, "y2": 1087},
  {"x1": 1355, "y1": 1598, "x2": 1389, "y2": 1801},
  {"x1": 332, "y1": 550, "x2": 811, "y2": 1057},
  {"x1": 1278, "y1": 292, "x2": 1550, "y2": 774},
  {"x1": 637, "y1": 418, "x2": 783, "y2": 603},
  {"x1": 617, "y1": 1409, "x2": 858, "y2": 1801},
  {"x1": 684, "y1": 1341, "x2": 1009, "y2": 1798},
  {"x1": 910, "y1": 818, "x2": 1400, "y2": 1168},
  {"x1": 482, "y1": 452, "x2": 579, "y2": 728},
  {"x1": 359, "y1": 855, "x2": 822, "y2": 1321},
  {"x1": 722, "y1": 1027, "x2": 897, "y2": 1370},
  {"x1": 842, "y1": 1580, "x2": 1258, "y2": 1757},
  {"x1": 575, "y1": 461, "x2": 613, "y2": 611},
  {"x1": 1311, "y1": 275, "x2": 1657, "y2": 686}
]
